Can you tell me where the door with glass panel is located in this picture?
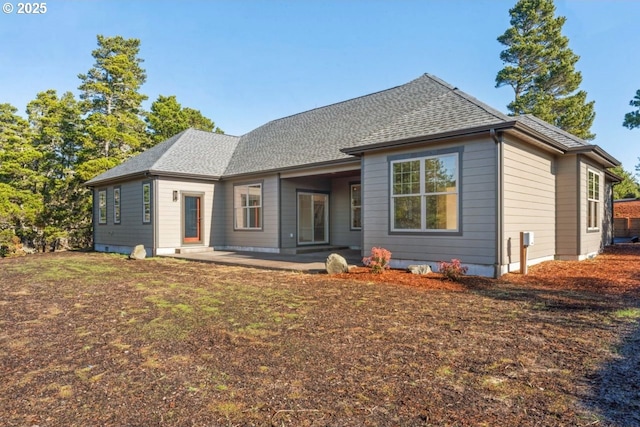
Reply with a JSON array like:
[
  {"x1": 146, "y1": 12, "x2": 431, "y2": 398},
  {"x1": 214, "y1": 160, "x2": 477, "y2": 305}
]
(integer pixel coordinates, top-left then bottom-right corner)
[
  {"x1": 183, "y1": 195, "x2": 202, "y2": 243},
  {"x1": 297, "y1": 192, "x2": 329, "y2": 245}
]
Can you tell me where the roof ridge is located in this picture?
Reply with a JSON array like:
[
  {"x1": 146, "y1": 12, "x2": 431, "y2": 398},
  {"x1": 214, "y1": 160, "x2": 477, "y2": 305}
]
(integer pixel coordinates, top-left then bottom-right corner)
[
  {"x1": 147, "y1": 128, "x2": 192, "y2": 170},
  {"x1": 184, "y1": 127, "x2": 241, "y2": 139},
  {"x1": 245, "y1": 75, "x2": 433, "y2": 132},
  {"x1": 423, "y1": 73, "x2": 511, "y2": 124}
]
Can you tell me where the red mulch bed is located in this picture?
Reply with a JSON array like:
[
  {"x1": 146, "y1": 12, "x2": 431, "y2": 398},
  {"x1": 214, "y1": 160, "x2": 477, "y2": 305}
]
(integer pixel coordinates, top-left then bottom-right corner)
[{"x1": 336, "y1": 244, "x2": 640, "y2": 296}]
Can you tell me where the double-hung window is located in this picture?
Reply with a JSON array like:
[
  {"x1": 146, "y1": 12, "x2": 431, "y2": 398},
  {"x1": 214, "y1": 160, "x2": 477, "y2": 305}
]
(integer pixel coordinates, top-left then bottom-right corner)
[
  {"x1": 234, "y1": 183, "x2": 262, "y2": 229},
  {"x1": 98, "y1": 190, "x2": 107, "y2": 224},
  {"x1": 587, "y1": 169, "x2": 600, "y2": 230},
  {"x1": 391, "y1": 153, "x2": 459, "y2": 232}
]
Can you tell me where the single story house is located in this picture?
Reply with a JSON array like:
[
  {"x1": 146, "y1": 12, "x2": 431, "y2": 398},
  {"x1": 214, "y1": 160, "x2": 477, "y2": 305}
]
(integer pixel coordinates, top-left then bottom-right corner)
[{"x1": 85, "y1": 74, "x2": 620, "y2": 277}]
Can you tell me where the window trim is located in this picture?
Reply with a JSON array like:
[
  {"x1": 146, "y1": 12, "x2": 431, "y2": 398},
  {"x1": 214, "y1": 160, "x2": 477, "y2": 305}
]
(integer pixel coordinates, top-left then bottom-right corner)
[
  {"x1": 587, "y1": 168, "x2": 600, "y2": 232},
  {"x1": 350, "y1": 182, "x2": 362, "y2": 231},
  {"x1": 142, "y1": 182, "x2": 151, "y2": 224},
  {"x1": 98, "y1": 189, "x2": 107, "y2": 225},
  {"x1": 113, "y1": 186, "x2": 121, "y2": 224},
  {"x1": 233, "y1": 182, "x2": 263, "y2": 231},
  {"x1": 388, "y1": 148, "x2": 462, "y2": 235}
]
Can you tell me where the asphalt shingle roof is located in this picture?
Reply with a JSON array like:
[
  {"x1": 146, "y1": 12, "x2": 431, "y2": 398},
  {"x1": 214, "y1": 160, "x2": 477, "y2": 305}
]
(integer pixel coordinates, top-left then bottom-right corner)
[
  {"x1": 87, "y1": 73, "x2": 609, "y2": 184},
  {"x1": 513, "y1": 114, "x2": 589, "y2": 149},
  {"x1": 224, "y1": 74, "x2": 516, "y2": 176},
  {"x1": 86, "y1": 129, "x2": 239, "y2": 185}
]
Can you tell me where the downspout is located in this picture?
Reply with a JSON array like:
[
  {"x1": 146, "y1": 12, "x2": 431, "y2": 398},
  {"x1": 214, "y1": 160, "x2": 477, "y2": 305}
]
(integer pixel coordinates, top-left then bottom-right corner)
[
  {"x1": 153, "y1": 176, "x2": 159, "y2": 256},
  {"x1": 610, "y1": 179, "x2": 616, "y2": 245},
  {"x1": 360, "y1": 155, "x2": 365, "y2": 255},
  {"x1": 491, "y1": 129, "x2": 504, "y2": 278}
]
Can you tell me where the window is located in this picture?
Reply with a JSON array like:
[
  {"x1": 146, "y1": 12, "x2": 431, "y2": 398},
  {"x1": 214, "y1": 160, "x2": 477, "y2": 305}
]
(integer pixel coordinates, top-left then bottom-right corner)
[
  {"x1": 234, "y1": 183, "x2": 262, "y2": 229},
  {"x1": 391, "y1": 153, "x2": 458, "y2": 231},
  {"x1": 113, "y1": 187, "x2": 121, "y2": 224},
  {"x1": 98, "y1": 190, "x2": 107, "y2": 224},
  {"x1": 588, "y1": 169, "x2": 600, "y2": 230},
  {"x1": 142, "y1": 183, "x2": 151, "y2": 223},
  {"x1": 351, "y1": 183, "x2": 362, "y2": 229}
]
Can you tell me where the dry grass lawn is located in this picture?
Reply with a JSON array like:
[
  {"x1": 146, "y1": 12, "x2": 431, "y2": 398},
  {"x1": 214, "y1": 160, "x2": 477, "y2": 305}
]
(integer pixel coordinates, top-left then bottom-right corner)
[{"x1": 1, "y1": 245, "x2": 639, "y2": 426}]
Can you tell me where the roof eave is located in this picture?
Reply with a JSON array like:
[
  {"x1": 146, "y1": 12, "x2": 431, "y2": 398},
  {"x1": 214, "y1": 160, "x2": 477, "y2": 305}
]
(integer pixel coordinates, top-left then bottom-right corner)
[
  {"x1": 503, "y1": 122, "x2": 567, "y2": 154},
  {"x1": 222, "y1": 157, "x2": 360, "y2": 180},
  {"x1": 85, "y1": 170, "x2": 221, "y2": 187},
  {"x1": 148, "y1": 170, "x2": 222, "y2": 181},
  {"x1": 341, "y1": 122, "x2": 519, "y2": 155},
  {"x1": 85, "y1": 171, "x2": 149, "y2": 188},
  {"x1": 566, "y1": 145, "x2": 620, "y2": 168}
]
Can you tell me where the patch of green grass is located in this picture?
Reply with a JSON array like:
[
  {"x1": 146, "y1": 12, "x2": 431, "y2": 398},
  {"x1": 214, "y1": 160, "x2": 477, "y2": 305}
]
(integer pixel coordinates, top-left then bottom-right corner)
[{"x1": 614, "y1": 308, "x2": 640, "y2": 319}]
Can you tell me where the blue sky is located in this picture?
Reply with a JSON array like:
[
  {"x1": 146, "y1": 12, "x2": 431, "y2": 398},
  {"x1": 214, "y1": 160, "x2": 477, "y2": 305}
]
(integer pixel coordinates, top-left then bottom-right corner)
[{"x1": 1, "y1": 0, "x2": 638, "y2": 172}]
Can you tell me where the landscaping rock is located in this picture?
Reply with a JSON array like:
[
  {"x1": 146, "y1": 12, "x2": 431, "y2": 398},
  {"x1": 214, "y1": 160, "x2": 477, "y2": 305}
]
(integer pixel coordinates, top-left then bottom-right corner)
[
  {"x1": 408, "y1": 264, "x2": 432, "y2": 275},
  {"x1": 129, "y1": 245, "x2": 147, "y2": 260},
  {"x1": 326, "y1": 253, "x2": 349, "y2": 274}
]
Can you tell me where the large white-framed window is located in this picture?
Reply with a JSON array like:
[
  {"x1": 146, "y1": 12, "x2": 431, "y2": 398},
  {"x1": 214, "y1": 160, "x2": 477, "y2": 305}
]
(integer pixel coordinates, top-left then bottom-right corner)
[
  {"x1": 234, "y1": 183, "x2": 262, "y2": 230},
  {"x1": 350, "y1": 183, "x2": 361, "y2": 230},
  {"x1": 98, "y1": 189, "x2": 107, "y2": 224},
  {"x1": 391, "y1": 153, "x2": 459, "y2": 232},
  {"x1": 587, "y1": 169, "x2": 600, "y2": 231},
  {"x1": 142, "y1": 182, "x2": 151, "y2": 224},
  {"x1": 113, "y1": 187, "x2": 121, "y2": 224}
]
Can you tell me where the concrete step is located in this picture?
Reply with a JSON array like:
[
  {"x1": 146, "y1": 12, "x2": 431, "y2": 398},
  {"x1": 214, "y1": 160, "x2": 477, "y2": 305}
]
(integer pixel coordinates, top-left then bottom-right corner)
[{"x1": 175, "y1": 247, "x2": 214, "y2": 254}]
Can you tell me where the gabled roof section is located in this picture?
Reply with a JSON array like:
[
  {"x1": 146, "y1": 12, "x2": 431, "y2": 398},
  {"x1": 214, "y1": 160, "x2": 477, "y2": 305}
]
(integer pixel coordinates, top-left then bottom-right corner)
[
  {"x1": 85, "y1": 128, "x2": 239, "y2": 186},
  {"x1": 224, "y1": 74, "x2": 512, "y2": 176},
  {"x1": 85, "y1": 73, "x2": 619, "y2": 184},
  {"x1": 349, "y1": 75, "x2": 512, "y2": 148}
]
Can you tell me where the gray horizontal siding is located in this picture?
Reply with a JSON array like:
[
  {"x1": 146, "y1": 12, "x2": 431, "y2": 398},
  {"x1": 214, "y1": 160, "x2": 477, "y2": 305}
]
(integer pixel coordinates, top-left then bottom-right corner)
[
  {"x1": 502, "y1": 138, "x2": 555, "y2": 263},
  {"x1": 93, "y1": 179, "x2": 153, "y2": 252},
  {"x1": 223, "y1": 175, "x2": 279, "y2": 250},
  {"x1": 555, "y1": 155, "x2": 578, "y2": 256},
  {"x1": 362, "y1": 137, "x2": 497, "y2": 267}
]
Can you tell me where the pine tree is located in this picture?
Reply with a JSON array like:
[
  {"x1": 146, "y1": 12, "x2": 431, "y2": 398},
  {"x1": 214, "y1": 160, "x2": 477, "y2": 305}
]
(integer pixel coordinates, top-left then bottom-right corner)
[
  {"x1": 610, "y1": 166, "x2": 640, "y2": 199},
  {"x1": 496, "y1": 0, "x2": 595, "y2": 140},
  {"x1": 623, "y1": 89, "x2": 640, "y2": 130},
  {"x1": 146, "y1": 95, "x2": 222, "y2": 143},
  {"x1": 0, "y1": 103, "x2": 44, "y2": 252},
  {"x1": 27, "y1": 90, "x2": 90, "y2": 248},
  {"x1": 78, "y1": 35, "x2": 149, "y2": 169}
]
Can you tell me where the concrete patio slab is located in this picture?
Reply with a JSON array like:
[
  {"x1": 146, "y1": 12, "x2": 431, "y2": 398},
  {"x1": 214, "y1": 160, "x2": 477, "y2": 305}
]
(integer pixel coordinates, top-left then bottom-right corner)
[{"x1": 161, "y1": 248, "x2": 363, "y2": 273}]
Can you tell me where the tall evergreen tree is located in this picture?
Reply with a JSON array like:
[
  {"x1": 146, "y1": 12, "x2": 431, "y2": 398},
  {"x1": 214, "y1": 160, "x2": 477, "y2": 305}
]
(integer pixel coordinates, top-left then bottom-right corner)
[
  {"x1": 27, "y1": 91, "x2": 90, "y2": 248},
  {"x1": 0, "y1": 103, "x2": 44, "y2": 252},
  {"x1": 610, "y1": 165, "x2": 640, "y2": 200},
  {"x1": 146, "y1": 95, "x2": 222, "y2": 143},
  {"x1": 78, "y1": 35, "x2": 149, "y2": 170},
  {"x1": 496, "y1": 0, "x2": 595, "y2": 140},
  {"x1": 623, "y1": 89, "x2": 640, "y2": 130}
]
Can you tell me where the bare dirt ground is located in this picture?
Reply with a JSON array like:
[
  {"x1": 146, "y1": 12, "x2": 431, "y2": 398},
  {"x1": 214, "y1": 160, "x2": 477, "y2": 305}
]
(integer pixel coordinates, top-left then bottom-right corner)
[{"x1": 1, "y1": 245, "x2": 639, "y2": 426}]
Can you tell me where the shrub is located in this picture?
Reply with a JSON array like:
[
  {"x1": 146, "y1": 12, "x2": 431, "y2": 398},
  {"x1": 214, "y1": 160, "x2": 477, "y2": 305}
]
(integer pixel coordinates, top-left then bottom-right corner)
[
  {"x1": 438, "y1": 259, "x2": 468, "y2": 282},
  {"x1": 362, "y1": 247, "x2": 392, "y2": 274}
]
